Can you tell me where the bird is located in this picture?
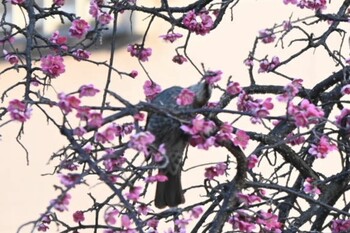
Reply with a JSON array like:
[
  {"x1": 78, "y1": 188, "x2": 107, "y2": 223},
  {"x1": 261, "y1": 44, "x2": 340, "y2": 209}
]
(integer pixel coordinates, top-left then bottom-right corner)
[{"x1": 146, "y1": 81, "x2": 212, "y2": 209}]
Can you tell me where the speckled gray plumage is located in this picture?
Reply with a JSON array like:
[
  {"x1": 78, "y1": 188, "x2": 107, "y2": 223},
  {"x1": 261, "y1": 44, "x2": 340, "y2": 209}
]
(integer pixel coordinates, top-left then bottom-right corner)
[{"x1": 146, "y1": 82, "x2": 211, "y2": 208}]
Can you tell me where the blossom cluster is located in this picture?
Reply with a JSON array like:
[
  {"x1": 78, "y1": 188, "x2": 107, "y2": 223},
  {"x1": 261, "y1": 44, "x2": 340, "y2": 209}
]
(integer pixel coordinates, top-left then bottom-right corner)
[
  {"x1": 69, "y1": 19, "x2": 91, "y2": 39},
  {"x1": 287, "y1": 99, "x2": 324, "y2": 127},
  {"x1": 172, "y1": 54, "x2": 188, "y2": 64},
  {"x1": 128, "y1": 131, "x2": 155, "y2": 156},
  {"x1": 159, "y1": 32, "x2": 183, "y2": 43},
  {"x1": 226, "y1": 81, "x2": 242, "y2": 96},
  {"x1": 335, "y1": 108, "x2": 350, "y2": 130},
  {"x1": 101, "y1": 205, "x2": 204, "y2": 233},
  {"x1": 237, "y1": 91, "x2": 274, "y2": 123},
  {"x1": 182, "y1": 9, "x2": 214, "y2": 35},
  {"x1": 308, "y1": 135, "x2": 336, "y2": 159},
  {"x1": 303, "y1": 177, "x2": 321, "y2": 196},
  {"x1": 283, "y1": 0, "x2": 327, "y2": 11},
  {"x1": 3, "y1": 49, "x2": 19, "y2": 65},
  {"x1": 181, "y1": 117, "x2": 250, "y2": 150},
  {"x1": 55, "y1": 85, "x2": 104, "y2": 130},
  {"x1": 7, "y1": 99, "x2": 32, "y2": 122},
  {"x1": 143, "y1": 80, "x2": 162, "y2": 101},
  {"x1": 127, "y1": 44, "x2": 152, "y2": 62},
  {"x1": 176, "y1": 88, "x2": 195, "y2": 106},
  {"x1": 258, "y1": 56, "x2": 280, "y2": 73},
  {"x1": 41, "y1": 54, "x2": 65, "y2": 78},
  {"x1": 89, "y1": 0, "x2": 113, "y2": 25},
  {"x1": 331, "y1": 219, "x2": 350, "y2": 233},
  {"x1": 277, "y1": 79, "x2": 303, "y2": 102},
  {"x1": 229, "y1": 209, "x2": 282, "y2": 232},
  {"x1": 181, "y1": 115, "x2": 216, "y2": 150},
  {"x1": 204, "y1": 162, "x2": 227, "y2": 180},
  {"x1": 259, "y1": 29, "x2": 276, "y2": 44}
]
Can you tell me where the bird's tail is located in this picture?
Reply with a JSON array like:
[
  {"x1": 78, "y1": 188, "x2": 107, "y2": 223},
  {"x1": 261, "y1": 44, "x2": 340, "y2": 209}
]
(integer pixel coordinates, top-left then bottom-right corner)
[{"x1": 154, "y1": 171, "x2": 185, "y2": 209}]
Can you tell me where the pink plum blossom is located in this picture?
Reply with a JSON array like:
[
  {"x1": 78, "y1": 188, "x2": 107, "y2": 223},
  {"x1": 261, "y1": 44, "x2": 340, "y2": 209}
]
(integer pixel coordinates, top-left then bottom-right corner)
[
  {"x1": 11, "y1": 0, "x2": 25, "y2": 5},
  {"x1": 127, "y1": 44, "x2": 152, "y2": 62},
  {"x1": 159, "y1": 32, "x2": 183, "y2": 43},
  {"x1": 51, "y1": 193, "x2": 71, "y2": 212},
  {"x1": 96, "y1": 124, "x2": 123, "y2": 143},
  {"x1": 73, "y1": 211, "x2": 85, "y2": 223},
  {"x1": 283, "y1": 0, "x2": 327, "y2": 11},
  {"x1": 53, "y1": 0, "x2": 65, "y2": 6},
  {"x1": 37, "y1": 223, "x2": 49, "y2": 232},
  {"x1": 277, "y1": 79, "x2": 303, "y2": 102},
  {"x1": 259, "y1": 29, "x2": 276, "y2": 43},
  {"x1": 283, "y1": 0, "x2": 298, "y2": 4},
  {"x1": 145, "y1": 173, "x2": 168, "y2": 183},
  {"x1": 98, "y1": 12, "x2": 113, "y2": 25},
  {"x1": 69, "y1": 19, "x2": 90, "y2": 39},
  {"x1": 72, "y1": 49, "x2": 91, "y2": 61},
  {"x1": 175, "y1": 218, "x2": 190, "y2": 231},
  {"x1": 256, "y1": 210, "x2": 282, "y2": 231},
  {"x1": 58, "y1": 93, "x2": 81, "y2": 114},
  {"x1": 228, "y1": 211, "x2": 256, "y2": 233},
  {"x1": 137, "y1": 204, "x2": 150, "y2": 215},
  {"x1": 172, "y1": 54, "x2": 188, "y2": 64},
  {"x1": 103, "y1": 156, "x2": 126, "y2": 172},
  {"x1": 147, "y1": 218, "x2": 159, "y2": 229},
  {"x1": 204, "y1": 162, "x2": 227, "y2": 180},
  {"x1": 123, "y1": 123, "x2": 134, "y2": 135},
  {"x1": 303, "y1": 177, "x2": 321, "y2": 195},
  {"x1": 286, "y1": 132, "x2": 306, "y2": 146},
  {"x1": 283, "y1": 20, "x2": 292, "y2": 31},
  {"x1": 237, "y1": 192, "x2": 262, "y2": 206},
  {"x1": 128, "y1": 131, "x2": 155, "y2": 155},
  {"x1": 89, "y1": 0, "x2": 100, "y2": 17},
  {"x1": 181, "y1": 115, "x2": 215, "y2": 135},
  {"x1": 244, "y1": 56, "x2": 254, "y2": 67},
  {"x1": 143, "y1": 80, "x2": 162, "y2": 101},
  {"x1": 182, "y1": 10, "x2": 214, "y2": 35},
  {"x1": 104, "y1": 209, "x2": 119, "y2": 225},
  {"x1": 258, "y1": 56, "x2": 280, "y2": 73},
  {"x1": 226, "y1": 82, "x2": 242, "y2": 95},
  {"x1": 79, "y1": 84, "x2": 100, "y2": 97},
  {"x1": 121, "y1": 215, "x2": 136, "y2": 232},
  {"x1": 216, "y1": 122, "x2": 234, "y2": 142},
  {"x1": 308, "y1": 135, "x2": 336, "y2": 159},
  {"x1": 247, "y1": 154, "x2": 258, "y2": 169},
  {"x1": 331, "y1": 219, "x2": 350, "y2": 233},
  {"x1": 130, "y1": 70, "x2": 138, "y2": 78},
  {"x1": 125, "y1": 186, "x2": 143, "y2": 202},
  {"x1": 3, "y1": 50, "x2": 19, "y2": 65},
  {"x1": 335, "y1": 108, "x2": 350, "y2": 130},
  {"x1": 237, "y1": 91, "x2": 274, "y2": 123},
  {"x1": 152, "y1": 144, "x2": 166, "y2": 163},
  {"x1": 191, "y1": 206, "x2": 204, "y2": 219},
  {"x1": 191, "y1": 135, "x2": 216, "y2": 150},
  {"x1": 60, "y1": 160, "x2": 79, "y2": 171},
  {"x1": 41, "y1": 55, "x2": 65, "y2": 78},
  {"x1": 50, "y1": 31, "x2": 68, "y2": 51},
  {"x1": 133, "y1": 112, "x2": 145, "y2": 121},
  {"x1": 59, "y1": 173, "x2": 81, "y2": 187},
  {"x1": 88, "y1": 112, "x2": 104, "y2": 127},
  {"x1": 176, "y1": 88, "x2": 195, "y2": 106},
  {"x1": 76, "y1": 106, "x2": 91, "y2": 121},
  {"x1": 7, "y1": 99, "x2": 32, "y2": 122},
  {"x1": 341, "y1": 84, "x2": 350, "y2": 95},
  {"x1": 287, "y1": 99, "x2": 324, "y2": 127}
]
